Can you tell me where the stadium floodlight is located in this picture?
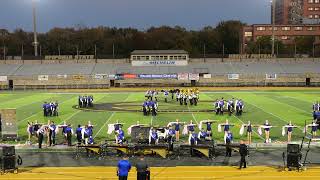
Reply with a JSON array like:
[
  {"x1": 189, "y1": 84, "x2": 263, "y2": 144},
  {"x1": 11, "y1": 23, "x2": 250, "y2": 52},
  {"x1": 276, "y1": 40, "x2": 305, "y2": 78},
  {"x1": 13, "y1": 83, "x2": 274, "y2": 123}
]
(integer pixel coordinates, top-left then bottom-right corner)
[
  {"x1": 32, "y1": 0, "x2": 39, "y2": 57},
  {"x1": 271, "y1": 0, "x2": 276, "y2": 57}
]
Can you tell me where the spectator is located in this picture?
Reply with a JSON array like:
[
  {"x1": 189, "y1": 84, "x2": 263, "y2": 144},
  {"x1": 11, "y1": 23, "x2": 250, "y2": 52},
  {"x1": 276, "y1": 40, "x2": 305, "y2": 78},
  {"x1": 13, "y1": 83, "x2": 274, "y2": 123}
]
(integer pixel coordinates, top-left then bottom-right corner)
[
  {"x1": 117, "y1": 156, "x2": 131, "y2": 180},
  {"x1": 135, "y1": 155, "x2": 150, "y2": 180}
]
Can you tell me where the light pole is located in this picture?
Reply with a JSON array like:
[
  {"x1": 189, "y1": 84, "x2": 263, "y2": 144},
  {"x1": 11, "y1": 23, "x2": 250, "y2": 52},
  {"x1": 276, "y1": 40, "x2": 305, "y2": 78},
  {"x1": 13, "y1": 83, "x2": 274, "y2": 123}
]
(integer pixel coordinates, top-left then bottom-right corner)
[
  {"x1": 271, "y1": 0, "x2": 276, "y2": 56},
  {"x1": 32, "y1": 0, "x2": 39, "y2": 57}
]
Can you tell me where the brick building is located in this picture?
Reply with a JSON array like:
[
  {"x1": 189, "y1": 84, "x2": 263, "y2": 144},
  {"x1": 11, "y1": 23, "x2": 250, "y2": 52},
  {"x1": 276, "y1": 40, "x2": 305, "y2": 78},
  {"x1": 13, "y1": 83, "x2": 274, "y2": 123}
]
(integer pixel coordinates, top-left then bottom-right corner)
[
  {"x1": 241, "y1": 24, "x2": 320, "y2": 53},
  {"x1": 272, "y1": 0, "x2": 320, "y2": 25}
]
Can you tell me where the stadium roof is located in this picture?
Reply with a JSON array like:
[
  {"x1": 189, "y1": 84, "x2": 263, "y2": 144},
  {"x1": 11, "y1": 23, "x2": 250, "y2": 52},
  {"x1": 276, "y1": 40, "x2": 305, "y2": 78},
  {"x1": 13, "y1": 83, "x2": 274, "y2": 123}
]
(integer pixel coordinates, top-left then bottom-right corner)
[{"x1": 131, "y1": 50, "x2": 188, "y2": 55}]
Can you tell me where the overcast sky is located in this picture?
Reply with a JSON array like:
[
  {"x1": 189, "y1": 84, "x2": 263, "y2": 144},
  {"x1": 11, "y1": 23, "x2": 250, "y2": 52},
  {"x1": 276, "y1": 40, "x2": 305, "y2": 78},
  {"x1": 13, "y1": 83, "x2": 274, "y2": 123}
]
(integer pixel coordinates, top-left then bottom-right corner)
[{"x1": 0, "y1": 0, "x2": 271, "y2": 32}]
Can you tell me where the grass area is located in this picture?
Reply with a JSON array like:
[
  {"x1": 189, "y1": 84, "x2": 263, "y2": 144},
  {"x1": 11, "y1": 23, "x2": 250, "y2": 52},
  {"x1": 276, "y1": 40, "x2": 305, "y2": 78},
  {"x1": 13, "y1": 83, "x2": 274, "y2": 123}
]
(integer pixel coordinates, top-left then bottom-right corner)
[{"x1": 0, "y1": 90, "x2": 318, "y2": 144}]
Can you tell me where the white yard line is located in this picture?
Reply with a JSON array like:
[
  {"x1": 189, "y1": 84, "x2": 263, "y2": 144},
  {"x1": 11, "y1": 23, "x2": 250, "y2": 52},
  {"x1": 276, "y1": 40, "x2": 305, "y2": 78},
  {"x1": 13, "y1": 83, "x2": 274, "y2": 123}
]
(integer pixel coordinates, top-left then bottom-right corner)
[
  {"x1": 93, "y1": 94, "x2": 131, "y2": 138},
  {"x1": 187, "y1": 103, "x2": 199, "y2": 125},
  {"x1": 247, "y1": 100, "x2": 307, "y2": 133},
  {"x1": 93, "y1": 112, "x2": 115, "y2": 139},
  {"x1": 262, "y1": 96, "x2": 309, "y2": 114}
]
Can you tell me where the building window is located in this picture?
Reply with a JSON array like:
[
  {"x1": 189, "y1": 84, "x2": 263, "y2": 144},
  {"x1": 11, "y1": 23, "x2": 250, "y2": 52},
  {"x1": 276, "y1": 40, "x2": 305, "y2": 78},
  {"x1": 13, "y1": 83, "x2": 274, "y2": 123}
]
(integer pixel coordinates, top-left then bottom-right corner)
[
  {"x1": 282, "y1": 27, "x2": 291, "y2": 31},
  {"x1": 268, "y1": 27, "x2": 278, "y2": 31},
  {"x1": 309, "y1": 15, "x2": 314, "y2": 18},
  {"x1": 244, "y1": 31, "x2": 252, "y2": 37},
  {"x1": 281, "y1": 36, "x2": 289, "y2": 40},
  {"x1": 315, "y1": 7, "x2": 320, "y2": 10},
  {"x1": 316, "y1": 0, "x2": 320, "y2": 3},
  {"x1": 307, "y1": 27, "x2": 315, "y2": 30},
  {"x1": 309, "y1": 7, "x2": 314, "y2": 10},
  {"x1": 294, "y1": 27, "x2": 303, "y2": 30},
  {"x1": 256, "y1": 27, "x2": 266, "y2": 31},
  {"x1": 309, "y1": 0, "x2": 314, "y2": 3},
  {"x1": 315, "y1": 15, "x2": 319, "y2": 18}
]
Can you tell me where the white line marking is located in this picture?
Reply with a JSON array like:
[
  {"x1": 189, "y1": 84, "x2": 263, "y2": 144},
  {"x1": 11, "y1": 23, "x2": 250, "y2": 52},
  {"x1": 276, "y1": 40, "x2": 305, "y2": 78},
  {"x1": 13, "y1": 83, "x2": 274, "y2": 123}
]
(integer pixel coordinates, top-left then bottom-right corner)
[{"x1": 93, "y1": 112, "x2": 115, "y2": 139}]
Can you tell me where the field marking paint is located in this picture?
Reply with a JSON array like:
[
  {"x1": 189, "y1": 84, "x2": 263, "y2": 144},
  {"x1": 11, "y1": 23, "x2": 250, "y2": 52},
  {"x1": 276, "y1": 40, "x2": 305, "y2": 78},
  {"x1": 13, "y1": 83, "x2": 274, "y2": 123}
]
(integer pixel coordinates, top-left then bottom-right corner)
[
  {"x1": 246, "y1": 100, "x2": 307, "y2": 133},
  {"x1": 93, "y1": 112, "x2": 115, "y2": 139},
  {"x1": 262, "y1": 95, "x2": 310, "y2": 114},
  {"x1": 57, "y1": 94, "x2": 109, "y2": 125},
  {"x1": 187, "y1": 104, "x2": 199, "y2": 125},
  {"x1": 1, "y1": 94, "x2": 60, "y2": 109},
  {"x1": 93, "y1": 94, "x2": 131, "y2": 138}
]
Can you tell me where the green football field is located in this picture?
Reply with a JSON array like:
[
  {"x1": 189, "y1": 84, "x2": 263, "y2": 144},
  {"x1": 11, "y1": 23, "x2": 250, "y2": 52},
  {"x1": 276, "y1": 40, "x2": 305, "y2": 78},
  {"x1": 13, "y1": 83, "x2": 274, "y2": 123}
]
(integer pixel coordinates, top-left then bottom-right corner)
[{"x1": 0, "y1": 90, "x2": 318, "y2": 144}]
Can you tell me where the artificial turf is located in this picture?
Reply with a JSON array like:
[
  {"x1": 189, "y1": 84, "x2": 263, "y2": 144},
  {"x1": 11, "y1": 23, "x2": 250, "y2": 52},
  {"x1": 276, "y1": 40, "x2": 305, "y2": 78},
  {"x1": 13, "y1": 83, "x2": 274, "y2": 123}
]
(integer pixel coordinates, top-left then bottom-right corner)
[{"x1": 0, "y1": 90, "x2": 318, "y2": 144}]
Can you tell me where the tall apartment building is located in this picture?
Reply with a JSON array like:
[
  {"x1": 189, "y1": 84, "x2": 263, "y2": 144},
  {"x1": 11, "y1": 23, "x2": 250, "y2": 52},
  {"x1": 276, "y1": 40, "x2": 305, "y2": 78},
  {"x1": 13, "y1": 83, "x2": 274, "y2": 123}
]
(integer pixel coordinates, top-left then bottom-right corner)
[{"x1": 272, "y1": 0, "x2": 320, "y2": 25}]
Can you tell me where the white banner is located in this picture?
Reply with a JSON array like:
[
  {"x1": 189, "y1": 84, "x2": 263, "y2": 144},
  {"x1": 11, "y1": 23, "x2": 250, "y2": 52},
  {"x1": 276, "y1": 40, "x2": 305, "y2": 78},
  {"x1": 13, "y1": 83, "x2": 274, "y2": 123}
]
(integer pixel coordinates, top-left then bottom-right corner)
[
  {"x1": 266, "y1": 74, "x2": 277, "y2": 80},
  {"x1": 203, "y1": 74, "x2": 212, "y2": 79},
  {"x1": 228, "y1": 74, "x2": 239, "y2": 80},
  {"x1": 94, "y1": 74, "x2": 108, "y2": 80},
  {"x1": 189, "y1": 73, "x2": 199, "y2": 81},
  {"x1": 0, "y1": 76, "x2": 7, "y2": 82},
  {"x1": 57, "y1": 74, "x2": 67, "y2": 79},
  {"x1": 38, "y1": 75, "x2": 49, "y2": 81},
  {"x1": 178, "y1": 73, "x2": 189, "y2": 80},
  {"x1": 132, "y1": 60, "x2": 188, "y2": 66},
  {"x1": 108, "y1": 74, "x2": 116, "y2": 79}
]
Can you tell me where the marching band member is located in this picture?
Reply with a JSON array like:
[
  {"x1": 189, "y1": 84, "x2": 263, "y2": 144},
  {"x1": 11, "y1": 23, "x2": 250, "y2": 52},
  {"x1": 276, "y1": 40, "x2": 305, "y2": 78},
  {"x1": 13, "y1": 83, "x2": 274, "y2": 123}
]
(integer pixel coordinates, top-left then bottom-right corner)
[
  {"x1": 65, "y1": 124, "x2": 73, "y2": 146},
  {"x1": 142, "y1": 100, "x2": 148, "y2": 116},
  {"x1": 225, "y1": 131, "x2": 233, "y2": 157},
  {"x1": 107, "y1": 121, "x2": 124, "y2": 135},
  {"x1": 227, "y1": 98, "x2": 235, "y2": 116},
  {"x1": 27, "y1": 122, "x2": 33, "y2": 143},
  {"x1": 33, "y1": 120, "x2": 41, "y2": 137},
  {"x1": 313, "y1": 101, "x2": 320, "y2": 120},
  {"x1": 305, "y1": 120, "x2": 319, "y2": 138},
  {"x1": 192, "y1": 92, "x2": 198, "y2": 106},
  {"x1": 37, "y1": 125, "x2": 47, "y2": 149},
  {"x1": 218, "y1": 98, "x2": 225, "y2": 115},
  {"x1": 188, "y1": 132, "x2": 198, "y2": 145},
  {"x1": 167, "y1": 119, "x2": 185, "y2": 141},
  {"x1": 115, "y1": 127, "x2": 125, "y2": 145},
  {"x1": 198, "y1": 129, "x2": 208, "y2": 141},
  {"x1": 183, "y1": 120, "x2": 196, "y2": 135},
  {"x1": 282, "y1": 121, "x2": 298, "y2": 142},
  {"x1": 48, "y1": 121, "x2": 57, "y2": 146},
  {"x1": 218, "y1": 119, "x2": 234, "y2": 143},
  {"x1": 240, "y1": 121, "x2": 253, "y2": 144},
  {"x1": 188, "y1": 93, "x2": 193, "y2": 105},
  {"x1": 58, "y1": 121, "x2": 68, "y2": 144},
  {"x1": 258, "y1": 120, "x2": 273, "y2": 143},
  {"x1": 81, "y1": 125, "x2": 90, "y2": 145},
  {"x1": 166, "y1": 126, "x2": 175, "y2": 150},
  {"x1": 164, "y1": 90, "x2": 169, "y2": 103},
  {"x1": 149, "y1": 128, "x2": 158, "y2": 145},
  {"x1": 199, "y1": 120, "x2": 216, "y2": 138},
  {"x1": 75, "y1": 125, "x2": 83, "y2": 144},
  {"x1": 235, "y1": 99, "x2": 244, "y2": 116}
]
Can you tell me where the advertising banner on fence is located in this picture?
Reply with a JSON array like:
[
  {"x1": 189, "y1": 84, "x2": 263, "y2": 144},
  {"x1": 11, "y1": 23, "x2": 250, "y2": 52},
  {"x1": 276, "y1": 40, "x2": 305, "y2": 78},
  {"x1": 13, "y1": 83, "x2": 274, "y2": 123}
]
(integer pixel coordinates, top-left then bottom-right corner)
[
  {"x1": 123, "y1": 74, "x2": 137, "y2": 79},
  {"x1": 138, "y1": 74, "x2": 177, "y2": 79},
  {"x1": 132, "y1": 60, "x2": 188, "y2": 67},
  {"x1": 203, "y1": 74, "x2": 212, "y2": 79},
  {"x1": 94, "y1": 74, "x2": 108, "y2": 80},
  {"x1": 0, "y1": 76, "x2": 7, "y2": 82},
  {"x1": 266, "y1": 74, "x2": 277, "y2": 80},
  {"x1": 108, "y1": 74, "x2": 116, "y2": 79},
  {"x1": 189, "y1": 73, "x2": 199, "y2": 81},
  {"x1": 178, "y1": 73, "x2": 189, "y2": 80},
  {"x1": 38, "y1": 75, "x2": 49, "y2": 81},
  {"x1": 72, "y1": 75, "x2": 84, "y2": 80},
  {"x1": 57, "y1": 74, "x2": 67, "y2": 79},
  {"x1": 228, "y1": 74, "x2": 239, "y2": 80}
]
